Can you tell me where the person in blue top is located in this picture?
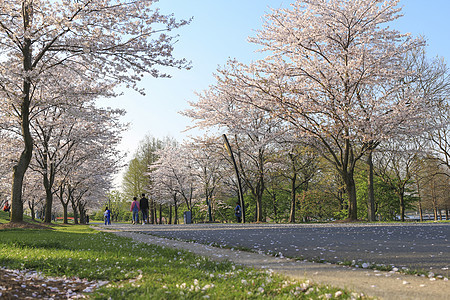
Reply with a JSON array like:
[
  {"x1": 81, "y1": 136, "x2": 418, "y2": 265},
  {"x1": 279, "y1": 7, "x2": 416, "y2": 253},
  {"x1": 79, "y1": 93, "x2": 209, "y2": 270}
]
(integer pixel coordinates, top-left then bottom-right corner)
[
  {"x1": 104, "y1": 207, "x2": 111, "y2": 225},
  {"x1": 234, "y1": 202, "x2": 242, "y2": 223}
]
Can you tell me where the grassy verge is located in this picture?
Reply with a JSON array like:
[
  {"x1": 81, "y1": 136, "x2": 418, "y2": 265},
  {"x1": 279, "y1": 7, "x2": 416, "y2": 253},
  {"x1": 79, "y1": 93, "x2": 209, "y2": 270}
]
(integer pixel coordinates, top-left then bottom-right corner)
[{"x1": 0, "y1": 219, "x2": 368, "y2": 299}]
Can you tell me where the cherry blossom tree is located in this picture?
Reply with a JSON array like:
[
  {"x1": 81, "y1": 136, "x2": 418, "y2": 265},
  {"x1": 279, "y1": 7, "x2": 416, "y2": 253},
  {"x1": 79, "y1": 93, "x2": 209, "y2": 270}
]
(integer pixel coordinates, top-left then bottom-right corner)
[
  {"x1": 0, "y1": 131, "x2": 21, "y2": 207},
  {"x1": 28, "y1": 87, "x2": 125, "y2": 222},
  {"x1": 63, "y1": 143, "x2": 120, "y2": 224},
  {"x1": 149, "y1": 173, "x2": 180, "y2": 224},
  {"x1": 221, "y1": 0, "x2": 428, "y2": 220},
  {"x1": 184, "y1": 73, "x2": 286, "y2": 222},
  {"x1": 186, "y1": 135, "x2": 226, "y2": 222},
  {"x1": 150, "y1": 159, "x2": 180, "y2": 224},
  {"x1": 23, "y1": 170, "x2": 45, "y2": 220},
  {"x1": 121, "y1": 135, "x2": 174, "y2": 223},
  {"x1": 34, "y1": 100, "x2": 124, "y2": 223},
  {"x1": 0, "y1": 0, "x2": 191, "y2": 222},
  {"x1": 151, "y1": 144, "x2": 199, "y2": 220}
]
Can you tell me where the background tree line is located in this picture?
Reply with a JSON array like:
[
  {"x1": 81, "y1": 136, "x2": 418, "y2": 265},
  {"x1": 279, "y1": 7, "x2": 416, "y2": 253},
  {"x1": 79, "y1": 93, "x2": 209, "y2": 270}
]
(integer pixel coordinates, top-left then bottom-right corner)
[{"x1": 114, "y1": 130, "x2": 449, "y2": 224}]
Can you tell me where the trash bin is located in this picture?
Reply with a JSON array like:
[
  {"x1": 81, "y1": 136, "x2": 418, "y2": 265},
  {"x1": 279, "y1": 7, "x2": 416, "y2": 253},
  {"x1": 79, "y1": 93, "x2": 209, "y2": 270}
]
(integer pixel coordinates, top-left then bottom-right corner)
[{"x1": 184, "y1": 211, "x2": 192, "y2": 224}]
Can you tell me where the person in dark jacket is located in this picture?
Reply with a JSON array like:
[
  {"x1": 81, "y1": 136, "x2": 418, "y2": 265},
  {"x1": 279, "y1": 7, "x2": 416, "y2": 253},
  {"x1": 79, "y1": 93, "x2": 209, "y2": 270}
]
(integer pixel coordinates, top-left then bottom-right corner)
[
  {"x1": 234, "y1": 202, "x2": 242, "y2": 223},
  {"x1": 140, "y1": 193, "x2": 149, "y2": 224}
]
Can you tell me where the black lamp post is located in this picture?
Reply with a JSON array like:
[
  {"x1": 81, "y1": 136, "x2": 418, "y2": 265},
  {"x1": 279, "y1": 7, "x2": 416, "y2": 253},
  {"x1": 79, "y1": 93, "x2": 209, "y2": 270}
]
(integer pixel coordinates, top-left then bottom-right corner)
[{"x1": 222, "y1": 134, "x2": 245, "y2": 223}]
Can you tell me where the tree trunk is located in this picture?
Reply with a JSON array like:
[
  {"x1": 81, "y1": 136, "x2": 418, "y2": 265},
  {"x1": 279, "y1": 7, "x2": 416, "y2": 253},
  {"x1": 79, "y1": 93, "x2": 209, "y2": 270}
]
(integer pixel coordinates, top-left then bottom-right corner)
[
  {"x1": 254, "y1": 175, "x2": 264, "y2": 222},
  {"x1": 169, "y1": 205, "x2": 172, "y2": 224},
  {"x1": 159, "y1": 204, "x2": 162, "y2": 224},
  {"x1": 288, "y1": 173, "x2": 297, "y2": 223},
  {"x1": 272, "y1": 192, "x2": 278, "y2": 223},
  {"x1": 43, "y1": 176, "x2": 54, "y2": 223},
  {"x1": 345, "y1": 174, "x2": 358, "y2": 220},
  {"x1": 174, "y1": 204, "x2": 178, "y2": 225},
  {"x1": 150, "y1": 198, "x2": 155, "y2": 224},
  {"x1": 399, "y1": 192, "x2": 405, "y2": 222},
  {"x1": 62, "y1": 203, "x2": 68, "y2": 224},
  {"x1": 416, "y1": 181, "x2": 423, "y2": 222},
  {"x1": 419, "y1": 200, "x2": 423, "y2": 222},
  {"x1": 206, "y1": 197, "x2": 212, "y2": 222},
  {"x1": 173, "y1": 194, "x2": 178, "y2": 224},
  {"x1": 59, "y1": 186, "x2": 69, "y2": 224},
  {"x1": 71, "y1": 199, "x2": 79, "y2": 224},
  {"x1": 256, "y1": 152, "x2": 265, "y2": 222},
  {"x1": 10, "y1": 100, "x2": 33, "y2": 222},
  {"x1": 10, "y1": 10, "x2": 34, "y2": 223},
  {"x1": 300, "y1": 189, "x2": 307, "y2": 222},
  {"x1": 28, "y1": 200, "x2": 35, "y2": 221},
  {"x1": 77, "y1": 201, "x2": 86, "y2": 224},
  {"x1": 367, "y1": 151, "x2": 376, "y2": 222},
  {"x1": 431, "y1": 181, "x2": 438, "y2": 221}
]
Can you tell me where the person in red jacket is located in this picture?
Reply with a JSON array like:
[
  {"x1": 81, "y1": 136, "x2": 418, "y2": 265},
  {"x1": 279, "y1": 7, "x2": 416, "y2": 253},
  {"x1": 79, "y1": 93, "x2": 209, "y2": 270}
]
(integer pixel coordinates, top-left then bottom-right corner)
[
  {"x1": 2, "y1": 202, "x2": 10, "y2": 212},
  {"x1": 130, "y1": 197, "x2": 140, "y2": 225}
]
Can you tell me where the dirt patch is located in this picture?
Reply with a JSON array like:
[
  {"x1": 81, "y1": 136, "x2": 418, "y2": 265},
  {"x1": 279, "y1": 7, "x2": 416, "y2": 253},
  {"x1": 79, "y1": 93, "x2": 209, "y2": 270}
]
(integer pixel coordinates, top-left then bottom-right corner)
[
  {"x1": 0, "y1": 221, "x2": 53, "y2": 230},
  {"x1": 0, "y1": 268, "x2": 107, "y2": 299}
]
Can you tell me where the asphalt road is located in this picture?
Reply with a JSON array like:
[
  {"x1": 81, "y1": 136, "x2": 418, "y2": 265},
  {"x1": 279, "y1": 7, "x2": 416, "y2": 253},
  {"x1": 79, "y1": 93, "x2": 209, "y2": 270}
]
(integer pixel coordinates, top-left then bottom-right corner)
[{"x1": 106, "y1": 222, "x2": 450, "y2": 275}]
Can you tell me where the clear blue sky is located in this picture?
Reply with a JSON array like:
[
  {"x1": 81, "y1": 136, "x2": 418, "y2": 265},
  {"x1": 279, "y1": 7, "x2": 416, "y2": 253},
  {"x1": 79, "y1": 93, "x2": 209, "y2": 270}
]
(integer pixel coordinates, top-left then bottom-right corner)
[{"x1": 102, "y1": 0, "x2": 450, "y2": 183}]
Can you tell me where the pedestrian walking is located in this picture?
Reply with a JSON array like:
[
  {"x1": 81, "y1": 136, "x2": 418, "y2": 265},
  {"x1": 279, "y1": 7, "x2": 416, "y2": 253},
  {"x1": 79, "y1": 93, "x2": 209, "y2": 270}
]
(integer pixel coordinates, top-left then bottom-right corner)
[
  {"x1": 104, "y1": 207, "x2": 111, "y2": 225},
  {"x1": 140, "y1": 193, "x2": 149, "y2": 224},
  {"x1": 130, "y1": 197, "x2": 140, "y2": 225},
  {"x1": 234, "y1": 202, "x2": 242, "y2": 223}
]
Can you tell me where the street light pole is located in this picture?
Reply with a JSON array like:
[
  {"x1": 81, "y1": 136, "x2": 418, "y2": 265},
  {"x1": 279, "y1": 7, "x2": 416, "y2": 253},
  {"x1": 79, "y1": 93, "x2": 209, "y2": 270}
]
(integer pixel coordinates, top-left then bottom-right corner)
[{"x1": 222, "y1": 134, "x2": 245, "y2": 223}]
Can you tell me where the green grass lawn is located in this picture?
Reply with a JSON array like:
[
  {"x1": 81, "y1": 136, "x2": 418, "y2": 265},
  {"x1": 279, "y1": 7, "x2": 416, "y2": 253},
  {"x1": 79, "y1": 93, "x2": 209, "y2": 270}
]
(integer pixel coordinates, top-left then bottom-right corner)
[{"x1": 0, "y1": 211, "x2": 367, "y2": 299}]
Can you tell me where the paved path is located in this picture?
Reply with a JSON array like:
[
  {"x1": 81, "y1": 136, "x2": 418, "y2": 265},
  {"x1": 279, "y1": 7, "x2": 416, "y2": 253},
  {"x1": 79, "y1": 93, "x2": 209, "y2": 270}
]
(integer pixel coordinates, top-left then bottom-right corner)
[
  {"x1": 95, "y1": 223, "x2": 450, "y2": 299},
  {"x1": 102, "y1": 222, "x2": 450, "y2": 273}
]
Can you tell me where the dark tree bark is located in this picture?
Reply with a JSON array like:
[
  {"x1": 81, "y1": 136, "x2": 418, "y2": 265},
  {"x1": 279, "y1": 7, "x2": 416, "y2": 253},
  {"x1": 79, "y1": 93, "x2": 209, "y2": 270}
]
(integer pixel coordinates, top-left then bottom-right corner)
[
  {"x1": 43, "y1": 161, "x2": 56, "y2": 223},
  {"x1": 57, "y1": 185, "x2": 70, "y2": 224},
  {"x1": 345, "y1": 172, "x2": 358, "y2": 220},
  {"x1": 10, "y1": 3, "x2": 34, "y2": 223},
  {"x1": 367, "y1": 151, "x2": 376, "y2": 222},
  {"x1": 288, "y1": 170, "x2": 297, "y2": 223},
  {"x1": 173, "y1": 194, "x2": 179, "y2": 225}
]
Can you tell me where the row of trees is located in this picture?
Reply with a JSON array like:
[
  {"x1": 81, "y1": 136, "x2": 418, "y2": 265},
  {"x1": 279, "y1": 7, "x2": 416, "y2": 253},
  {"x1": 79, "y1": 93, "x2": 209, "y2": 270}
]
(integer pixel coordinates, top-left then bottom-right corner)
[
  {"x1": 118, "y1": 130, "x2": 449, "y2": 224},
  {"x1": 0, "y1": 0, "x2": 190, "y2": 223},
  {"x1": 118, "y1": 0, "x2": 449, "y2": 224}
]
